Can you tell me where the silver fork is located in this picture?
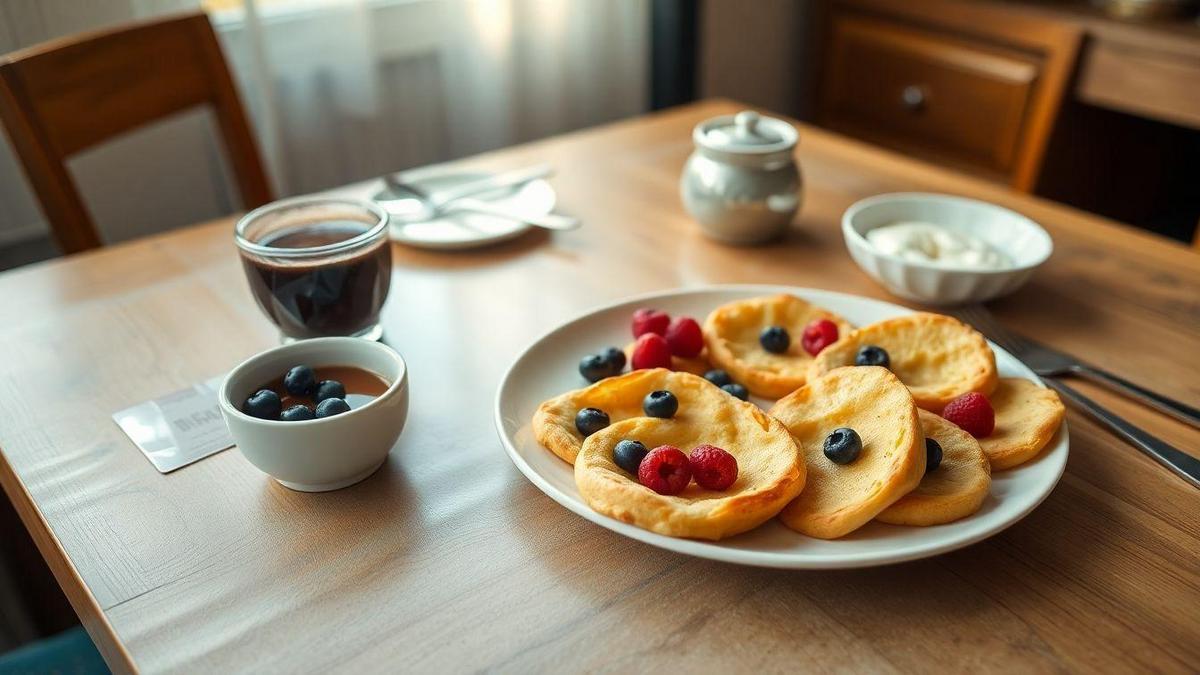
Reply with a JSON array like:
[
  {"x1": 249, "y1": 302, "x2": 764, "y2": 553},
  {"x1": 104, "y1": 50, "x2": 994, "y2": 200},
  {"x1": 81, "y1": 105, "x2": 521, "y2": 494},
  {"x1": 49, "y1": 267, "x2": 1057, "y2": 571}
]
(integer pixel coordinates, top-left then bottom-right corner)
[
  {"x1": 953, "y1": 305, "x2": 1200, "y2": 489},
  {"x1": 954, "y1": 306, "x2": 1200, "y2": 428}
]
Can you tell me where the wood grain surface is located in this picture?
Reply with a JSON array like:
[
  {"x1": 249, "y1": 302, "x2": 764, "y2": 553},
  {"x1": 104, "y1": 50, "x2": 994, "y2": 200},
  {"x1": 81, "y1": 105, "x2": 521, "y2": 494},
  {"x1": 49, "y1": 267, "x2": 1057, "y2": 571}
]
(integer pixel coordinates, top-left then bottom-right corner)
[{"x1": 0, "y1": 100, "x2": 1197, "y2": 674}]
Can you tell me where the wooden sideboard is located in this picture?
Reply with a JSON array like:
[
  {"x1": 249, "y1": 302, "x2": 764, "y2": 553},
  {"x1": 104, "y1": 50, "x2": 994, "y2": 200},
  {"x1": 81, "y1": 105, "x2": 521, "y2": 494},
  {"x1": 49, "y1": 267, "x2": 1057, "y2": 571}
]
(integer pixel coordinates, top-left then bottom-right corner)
[{"x1": 816, "y1": 0, "x2": 1200, "y2": 247}]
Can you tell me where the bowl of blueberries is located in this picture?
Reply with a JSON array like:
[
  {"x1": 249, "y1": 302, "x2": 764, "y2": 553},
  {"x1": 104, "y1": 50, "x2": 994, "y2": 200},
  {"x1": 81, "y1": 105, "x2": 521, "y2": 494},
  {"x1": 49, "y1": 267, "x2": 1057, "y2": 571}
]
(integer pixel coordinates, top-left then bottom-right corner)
[{"x1": 219, "y1": 337, "x2": 409, "y2": 492}]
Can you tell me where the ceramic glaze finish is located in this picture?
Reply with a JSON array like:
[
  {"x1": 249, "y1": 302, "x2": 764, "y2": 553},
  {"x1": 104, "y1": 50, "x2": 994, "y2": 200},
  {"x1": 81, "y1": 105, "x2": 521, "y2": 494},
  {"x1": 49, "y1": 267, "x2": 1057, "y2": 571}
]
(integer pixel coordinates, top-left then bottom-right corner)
[
  {"x1": 681, "y1": 110, "x2": 803, "y2": 243},
  {"x1": 219, "y1": 337, "x2": 409, "y2": 492},
  {"x1": 843, "y1": 192, "x2": 1053, "y2": 305}
]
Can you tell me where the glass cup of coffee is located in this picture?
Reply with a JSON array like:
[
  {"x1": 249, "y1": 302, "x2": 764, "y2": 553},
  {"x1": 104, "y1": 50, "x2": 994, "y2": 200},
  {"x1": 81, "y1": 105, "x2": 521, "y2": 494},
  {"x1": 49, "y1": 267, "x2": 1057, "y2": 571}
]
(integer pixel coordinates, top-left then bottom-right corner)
[{"x1": 235, "y1": 197, "x2": 392, "y2": 342}]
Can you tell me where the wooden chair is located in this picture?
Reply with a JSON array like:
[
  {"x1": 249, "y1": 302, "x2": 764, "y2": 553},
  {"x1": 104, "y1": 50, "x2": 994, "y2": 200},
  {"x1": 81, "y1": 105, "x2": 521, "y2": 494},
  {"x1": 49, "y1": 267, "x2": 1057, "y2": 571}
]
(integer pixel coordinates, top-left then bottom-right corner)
[{"x1": 0, "y1": 12, "x2": 272, "y2": 254}]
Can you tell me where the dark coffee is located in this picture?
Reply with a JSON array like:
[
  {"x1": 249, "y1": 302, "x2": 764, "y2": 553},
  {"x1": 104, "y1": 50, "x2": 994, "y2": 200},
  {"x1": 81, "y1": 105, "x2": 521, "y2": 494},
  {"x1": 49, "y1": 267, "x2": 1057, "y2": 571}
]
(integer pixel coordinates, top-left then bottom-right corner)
[{"x1": 239, "y1": 221, "x2": 392, "y2": 339}]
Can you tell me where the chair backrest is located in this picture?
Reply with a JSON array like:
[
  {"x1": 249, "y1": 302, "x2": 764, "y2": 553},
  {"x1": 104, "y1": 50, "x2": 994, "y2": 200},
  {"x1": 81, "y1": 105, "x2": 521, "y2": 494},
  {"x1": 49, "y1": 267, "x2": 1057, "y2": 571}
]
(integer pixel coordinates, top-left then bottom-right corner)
[{"x1": 0, "y1": 12, "x2": 272, "y2": 254}]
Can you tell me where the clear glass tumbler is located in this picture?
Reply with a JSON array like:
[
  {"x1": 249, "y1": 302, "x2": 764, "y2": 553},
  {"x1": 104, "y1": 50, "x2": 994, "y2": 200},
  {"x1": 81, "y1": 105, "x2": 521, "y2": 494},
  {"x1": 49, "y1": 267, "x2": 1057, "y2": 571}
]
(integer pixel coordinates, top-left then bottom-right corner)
[{"x1": 234, "y1": 197, "x2": 392, "y2": 342}]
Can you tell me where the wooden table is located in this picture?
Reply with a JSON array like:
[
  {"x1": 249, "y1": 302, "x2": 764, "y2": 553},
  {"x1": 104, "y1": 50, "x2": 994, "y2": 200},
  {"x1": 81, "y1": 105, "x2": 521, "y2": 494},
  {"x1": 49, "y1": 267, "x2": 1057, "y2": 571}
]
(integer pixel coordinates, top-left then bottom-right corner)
[{"x1": 1, "y1": 100, "x2": 1197, "y2": 673}]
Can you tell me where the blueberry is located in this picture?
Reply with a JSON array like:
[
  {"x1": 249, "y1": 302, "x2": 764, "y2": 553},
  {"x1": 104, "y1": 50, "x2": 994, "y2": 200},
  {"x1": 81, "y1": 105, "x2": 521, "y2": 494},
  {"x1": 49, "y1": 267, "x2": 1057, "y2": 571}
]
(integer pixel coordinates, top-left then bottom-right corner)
[
  {"x1": 575, "y1": 407, "x2": 610, "y2": 436},
  {"x1": 704, "y1": 369, "x2": 733, "y2": 388},
  {"x1": 602, "y1": 347, "x2": 627, "y2": 374},
  {"x1": 642, "y1": 390, "x2": 679, "y2": 418},
  {"x1": 314, "y1": 380, "x2": 346, "y2": 403},
  {"x1": 244, "y1": 389, "x2": 282, "y2": 420},
  {"x1": 925, "y1": 438, "x2": 943, "y2": 473},
  {"x1": 855, "y1": 345, "x2": 890, "y2": 368},
  {"x1": 281, "y1": 404, "x2": 315, "y2": 422},
  {"x1": 759, "y1": 326, "x2": 790, "y2": 354},
  {"x1": 315, "y1": 397, "x2": 351, "y2": 418},
  {"x1": 283, "y1": 365, "x2": 317, "y2": 396},
  {"x1": 579, "y1": 354, "x2": 610, "y2": 383},
  {"x1": 823, "y1": 427, "x2": 862, "y2": 465},
  {"x1": 613, "y1": 439, "x2": 649, "y2": 475},
  {"x1": 721, "y1": 383, "x2": 749, "y2": 401}
]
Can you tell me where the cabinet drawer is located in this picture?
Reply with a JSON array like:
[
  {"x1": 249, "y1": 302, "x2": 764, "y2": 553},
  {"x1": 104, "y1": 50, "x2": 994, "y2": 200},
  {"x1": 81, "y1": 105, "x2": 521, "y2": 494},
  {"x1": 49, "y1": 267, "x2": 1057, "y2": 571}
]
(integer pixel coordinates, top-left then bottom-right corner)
[{"x1": 824, "y1": 14, "x2": 1041, "y2": 174}]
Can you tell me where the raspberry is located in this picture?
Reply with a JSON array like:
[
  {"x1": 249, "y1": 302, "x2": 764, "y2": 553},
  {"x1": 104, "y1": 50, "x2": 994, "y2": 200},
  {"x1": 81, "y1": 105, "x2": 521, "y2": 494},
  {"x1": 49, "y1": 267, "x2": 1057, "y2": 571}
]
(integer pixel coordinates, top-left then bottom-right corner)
[
  {"x1": 942, "y1": 392, "x2": 995, "y2": 438},
  {"x1": 801, "y1": 319, "x2": 839, "y2": 356},
  {"x1": 689, "y1": 444, "x2": 738, "y2": 490},
  {"x1": 631, "y1": 333, "x2": 673, "y2": 370},
  {"x1": 638, "y1": 445, "x2": 692, "y2": 495},
  {"x1": 665, "y1": 317, "x2": 704, "y2": 358},
  {"x1": 632, "y1": 308, "x2": 670, "y2": 338}
]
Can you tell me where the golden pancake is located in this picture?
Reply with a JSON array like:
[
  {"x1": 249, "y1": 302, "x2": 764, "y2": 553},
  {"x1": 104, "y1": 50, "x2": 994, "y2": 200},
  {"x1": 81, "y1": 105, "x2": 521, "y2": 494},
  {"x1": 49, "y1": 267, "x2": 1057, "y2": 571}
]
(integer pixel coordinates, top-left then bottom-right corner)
[
  {"x1": 769, "y1": 366, "x2": 924, "y2": 539},
  {"x1": 574, "y1": 395, "x2": 805, "y2": 540},
  {"x1": 703, "y1": 294, "x2": 853, "y2": 399},
  {"x1": 978, "y1": 378, "x2": 1065, "y2": 470},
  {"x1": 533, "y1": 368, "x2": 738, "y2": 465},
  {"x1": 623, "y1": 343, "x2": 711, "y2": 376},
  {"x1": 877, "y1": 410, "x2": 991, "y2": 526},
  {"x1": 808, "y1": 313, "x2": 998, "y2": 410}
]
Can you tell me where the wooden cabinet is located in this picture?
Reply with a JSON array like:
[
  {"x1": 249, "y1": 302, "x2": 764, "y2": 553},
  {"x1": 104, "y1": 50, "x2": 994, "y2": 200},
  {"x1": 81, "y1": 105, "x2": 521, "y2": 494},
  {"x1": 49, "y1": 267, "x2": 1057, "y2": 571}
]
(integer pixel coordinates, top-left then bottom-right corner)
[{"x1": 819, "y1": 0, "x2": 1081, "y2": 191}]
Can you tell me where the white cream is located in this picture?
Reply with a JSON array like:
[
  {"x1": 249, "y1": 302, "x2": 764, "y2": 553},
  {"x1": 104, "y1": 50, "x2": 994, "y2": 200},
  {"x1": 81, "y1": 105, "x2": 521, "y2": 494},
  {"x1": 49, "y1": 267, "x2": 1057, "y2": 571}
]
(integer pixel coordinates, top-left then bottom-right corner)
[{"x1": 865, "y1": 221, "x2": 1009, "y2": 269}]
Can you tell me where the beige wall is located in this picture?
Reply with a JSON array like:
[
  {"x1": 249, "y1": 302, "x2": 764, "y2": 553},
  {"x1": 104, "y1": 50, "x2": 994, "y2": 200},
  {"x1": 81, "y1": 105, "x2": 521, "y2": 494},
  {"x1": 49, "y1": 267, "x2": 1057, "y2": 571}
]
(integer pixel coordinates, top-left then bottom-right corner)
[{"x1": 699, "y1": 0, "x2": 818, "y2": 120}]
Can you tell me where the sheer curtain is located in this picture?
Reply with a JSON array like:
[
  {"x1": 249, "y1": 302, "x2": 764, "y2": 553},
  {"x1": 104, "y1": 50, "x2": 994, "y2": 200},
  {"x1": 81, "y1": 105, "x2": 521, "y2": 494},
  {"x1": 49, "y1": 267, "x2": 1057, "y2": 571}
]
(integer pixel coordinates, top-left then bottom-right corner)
[
  {"x1": 219, "y1": 0, "x2": 650, "y2": 194},
  {"x1": 0, "y1": 0, "x2": 649, "y2": 245}
]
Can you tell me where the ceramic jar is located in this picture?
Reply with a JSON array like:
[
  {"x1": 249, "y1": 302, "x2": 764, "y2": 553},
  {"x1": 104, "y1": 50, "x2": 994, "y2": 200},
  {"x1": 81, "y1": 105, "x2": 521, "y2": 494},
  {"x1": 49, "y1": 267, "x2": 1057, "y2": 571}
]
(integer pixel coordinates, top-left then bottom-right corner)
[{"x1": 680, "y1": 110, "x2": 802, "y2": 244}]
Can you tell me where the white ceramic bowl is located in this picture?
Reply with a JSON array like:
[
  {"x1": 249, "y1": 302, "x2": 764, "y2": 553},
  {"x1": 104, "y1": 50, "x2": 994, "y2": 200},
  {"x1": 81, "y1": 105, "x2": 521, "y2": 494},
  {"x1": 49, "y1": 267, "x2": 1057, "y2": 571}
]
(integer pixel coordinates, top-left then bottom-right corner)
[
  {"x1": 842, "y1": 193, "x2": 1053, "y2": 305},
  {"x1": 219, "y1": 337, "x2": 409, "y2": 492}
]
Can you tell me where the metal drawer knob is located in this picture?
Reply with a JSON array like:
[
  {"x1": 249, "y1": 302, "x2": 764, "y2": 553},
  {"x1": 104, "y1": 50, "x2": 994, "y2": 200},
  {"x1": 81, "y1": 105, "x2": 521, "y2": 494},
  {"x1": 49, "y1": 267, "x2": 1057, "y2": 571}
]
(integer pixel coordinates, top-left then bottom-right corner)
[{"x1": 901, "y1": 85, "x2": 927, "y2": 111}]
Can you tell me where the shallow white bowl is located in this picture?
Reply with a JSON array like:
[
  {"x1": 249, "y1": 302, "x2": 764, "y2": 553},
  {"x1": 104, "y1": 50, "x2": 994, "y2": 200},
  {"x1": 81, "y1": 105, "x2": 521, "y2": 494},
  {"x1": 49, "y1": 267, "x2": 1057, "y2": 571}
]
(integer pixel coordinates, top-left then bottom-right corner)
[
  {"x1": 842, "y1": 193, "x2": 1053, "y2": 305},
  {"x1": 220, "y1": 337, "x2": 409, "y2": 492}
]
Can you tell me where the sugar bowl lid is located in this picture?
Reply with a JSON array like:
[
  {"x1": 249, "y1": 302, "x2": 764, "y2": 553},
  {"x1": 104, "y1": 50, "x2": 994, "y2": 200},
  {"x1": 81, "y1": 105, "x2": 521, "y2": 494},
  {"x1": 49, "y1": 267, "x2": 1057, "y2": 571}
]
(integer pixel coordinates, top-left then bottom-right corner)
[{"x1": 693, "y1": 110, "x2": 798, "y2": 156}]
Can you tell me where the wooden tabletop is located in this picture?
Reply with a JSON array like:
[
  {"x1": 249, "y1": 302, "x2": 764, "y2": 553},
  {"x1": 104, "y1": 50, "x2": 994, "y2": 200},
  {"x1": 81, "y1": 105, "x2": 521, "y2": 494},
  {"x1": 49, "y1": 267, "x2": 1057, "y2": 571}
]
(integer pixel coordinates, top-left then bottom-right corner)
[{"x1": 1, "y1": 100, "x2": 1197, "y2": 674}]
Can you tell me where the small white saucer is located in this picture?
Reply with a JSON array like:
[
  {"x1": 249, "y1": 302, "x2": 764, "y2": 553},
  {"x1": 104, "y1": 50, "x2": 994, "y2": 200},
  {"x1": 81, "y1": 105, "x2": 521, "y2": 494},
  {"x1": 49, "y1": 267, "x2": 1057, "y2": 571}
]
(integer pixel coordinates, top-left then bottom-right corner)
[{"x1": 374, "y1": 171, "x2": 556, "y2": 250}]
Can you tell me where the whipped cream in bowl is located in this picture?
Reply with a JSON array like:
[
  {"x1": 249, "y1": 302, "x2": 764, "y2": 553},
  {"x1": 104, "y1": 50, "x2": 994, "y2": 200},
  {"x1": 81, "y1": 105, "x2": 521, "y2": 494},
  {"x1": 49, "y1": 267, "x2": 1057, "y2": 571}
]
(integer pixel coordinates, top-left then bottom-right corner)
[
  {"x1": 842, "y1": 193, "x2": 1053, "y2": 305},
  {"x1": 865, "y1": 221, "x2": 1010, "y2": 270}
]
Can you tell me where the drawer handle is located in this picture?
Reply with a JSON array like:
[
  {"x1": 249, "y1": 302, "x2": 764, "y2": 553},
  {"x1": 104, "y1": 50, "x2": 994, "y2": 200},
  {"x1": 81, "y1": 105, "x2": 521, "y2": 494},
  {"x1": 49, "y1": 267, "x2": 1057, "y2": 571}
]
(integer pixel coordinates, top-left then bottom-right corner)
[{"x1": 901, "y1": 85, "x2": 927, "y2": 112}]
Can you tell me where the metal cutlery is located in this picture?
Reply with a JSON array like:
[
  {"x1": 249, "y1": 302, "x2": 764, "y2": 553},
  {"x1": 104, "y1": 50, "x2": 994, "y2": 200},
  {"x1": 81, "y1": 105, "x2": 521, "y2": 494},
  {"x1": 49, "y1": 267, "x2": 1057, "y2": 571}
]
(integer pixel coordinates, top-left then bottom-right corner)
[
  {"x1": 955, "y1": 305, "x2": 1200, "y2": 428},
  {"x1": 954, "y1": 304, "x2": 1200, "y2": 488},
  {"x1": 382, "y1": 164, "x2": 581, "y2": 231}
]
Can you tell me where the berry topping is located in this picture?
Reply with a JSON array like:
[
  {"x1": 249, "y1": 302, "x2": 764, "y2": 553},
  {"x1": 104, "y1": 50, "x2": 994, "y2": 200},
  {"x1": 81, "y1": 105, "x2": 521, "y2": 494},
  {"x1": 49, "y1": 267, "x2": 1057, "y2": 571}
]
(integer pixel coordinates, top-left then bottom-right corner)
[
  {"x1": 759, "y1": 325, "x2": 790, "y2": 354},
  {"x1": 925, "y1": 438, "x2": 943, "y2": 473},
  {"x1": 613, "y1": 439, "x2": 649, "y2": 475},
  {"x1": 638, "y1": 445, "x2": 692, "y2": 495},
  {"x1": 631, "y1": 333, "x2": 673, "y2": 370},
  {"x1": 642, "y1": 390, "x2": 679, "y2": 418},
  {"x1": 314, "y1": 380, "x2": 346, "y2": 403},
  {"x1": 283, "y1": 365, "x2": 317, "y2": 396},
  {"x1": 602, "y1": 346, "x2": 627, "y2": 373},
  {"x1": 855, "y1": 345, "x2": 890, "y2": 368},
  {"x1": 721, "y1": 383, "x2": 749, "y2": 401},
  {"x1": 574, "y1": 407, "x2": 610, "y2": 437},
  {"x1": 823, "y1": 427, "x2": 862, "y2": 465},
  {"x1": 315, "y1": 398, "x2": 351, "y2": 418},
  {"x1": 689, "y1": 444, "x2": 738, "y2": 490},
  {"x1": 703, "y1": 369, "x2": 733, "y2": 388},
  {"x1": 665, "y1": 317, "x2": 704, "y2": 358},
  {"x1": 579, "y1": 354, "x2": 611, "y2": 383},
  {"x1": 244, "y1": 389, "x2": 282, "y2": 420},
  {"x1": 631, "y1": 308, "x2": 670, "y2": 338},
  {"x1": 281, "y1": 404, "x2": 315, "y2": 422},
  {"x1": 941, "y1": 392, "x2": 995, "y2": 438},
  {"x1": 801, "y1": 319, "x2": 840, "y2": 356}
]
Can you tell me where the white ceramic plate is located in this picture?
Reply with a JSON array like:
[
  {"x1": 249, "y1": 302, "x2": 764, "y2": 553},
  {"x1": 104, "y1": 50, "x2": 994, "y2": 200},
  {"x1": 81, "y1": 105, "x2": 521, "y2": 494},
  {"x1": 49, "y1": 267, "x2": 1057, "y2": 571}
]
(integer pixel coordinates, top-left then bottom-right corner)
[
  {"x1": 494, "y1": 285, "x2": 1069, "y2": 569},
  {"x1": 374, "y1": 171, "x2": 555, "y2": 250}
]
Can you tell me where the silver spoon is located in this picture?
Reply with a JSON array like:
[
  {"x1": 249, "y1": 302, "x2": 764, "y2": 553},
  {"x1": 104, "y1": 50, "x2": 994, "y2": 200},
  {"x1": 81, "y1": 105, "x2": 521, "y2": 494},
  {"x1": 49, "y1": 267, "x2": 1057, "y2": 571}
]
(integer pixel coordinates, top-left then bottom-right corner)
[{"x1": 383, "y1": 172, "x2": 580, "y2": 231}]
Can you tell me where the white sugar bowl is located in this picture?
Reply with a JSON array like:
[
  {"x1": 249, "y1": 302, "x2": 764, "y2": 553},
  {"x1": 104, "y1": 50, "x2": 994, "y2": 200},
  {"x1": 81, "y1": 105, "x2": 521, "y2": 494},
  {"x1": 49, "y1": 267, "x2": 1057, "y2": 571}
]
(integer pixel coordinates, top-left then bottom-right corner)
[{"x1": 680, "y1": 110, "x2": 802, "y2": 244}]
